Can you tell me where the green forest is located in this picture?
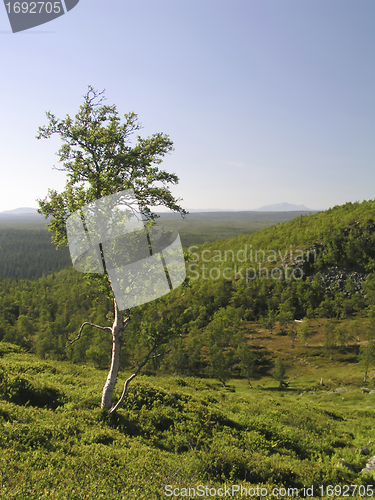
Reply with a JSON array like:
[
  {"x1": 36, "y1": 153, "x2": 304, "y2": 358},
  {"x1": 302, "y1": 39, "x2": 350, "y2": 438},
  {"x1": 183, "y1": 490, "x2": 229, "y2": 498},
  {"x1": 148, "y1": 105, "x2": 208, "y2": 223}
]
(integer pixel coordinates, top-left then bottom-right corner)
[
  {"x1": 1, "y1": 199, "x2": 375, "y2": 497},
  {"x1": 0, "y1": 227, "x2": 71, "y2": 279},
  {"x1": 1, "y1": 199, "x2": 374, "y2": 373}
]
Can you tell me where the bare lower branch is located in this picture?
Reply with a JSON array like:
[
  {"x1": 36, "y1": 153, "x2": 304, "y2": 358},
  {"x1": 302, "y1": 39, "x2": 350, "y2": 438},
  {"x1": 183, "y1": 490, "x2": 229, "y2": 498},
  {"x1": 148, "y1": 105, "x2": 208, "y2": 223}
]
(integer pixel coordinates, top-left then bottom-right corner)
[
  {"x1": 65, "y1": 322, "x2": 112, "y2": 348},
  {"x1": 284, "y1": 375, "x2": 299, "y2": 387},
  {"x1": 109, "y1": 345, "x2": 170, "y2": 414},
  {"x1": 150, "y1": 349, "x2": 171, "y2": 360}
]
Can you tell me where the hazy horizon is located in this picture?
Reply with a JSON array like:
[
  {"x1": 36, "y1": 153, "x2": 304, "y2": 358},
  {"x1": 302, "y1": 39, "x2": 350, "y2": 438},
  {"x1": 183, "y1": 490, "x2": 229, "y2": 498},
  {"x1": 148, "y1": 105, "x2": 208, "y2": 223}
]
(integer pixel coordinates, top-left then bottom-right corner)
[{"x1": 0, "y1": 202, "x2": 320, "y2": 215}]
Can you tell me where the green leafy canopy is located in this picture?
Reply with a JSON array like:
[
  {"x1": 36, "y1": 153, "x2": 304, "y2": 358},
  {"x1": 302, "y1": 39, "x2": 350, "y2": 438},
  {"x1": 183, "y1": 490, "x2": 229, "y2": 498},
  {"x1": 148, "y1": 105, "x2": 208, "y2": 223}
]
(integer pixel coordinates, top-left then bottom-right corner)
[{"x1": 36, "y1": 85, "x2": 187, "y2": 249}]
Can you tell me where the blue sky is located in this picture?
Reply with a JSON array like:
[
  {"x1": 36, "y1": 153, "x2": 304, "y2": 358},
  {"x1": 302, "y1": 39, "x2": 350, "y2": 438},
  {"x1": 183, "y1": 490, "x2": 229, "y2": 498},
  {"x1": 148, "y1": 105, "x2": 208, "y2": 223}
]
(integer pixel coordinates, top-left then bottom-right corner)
[{"x1": 0, "y1": 0, "x2": 374, "y2": 213}]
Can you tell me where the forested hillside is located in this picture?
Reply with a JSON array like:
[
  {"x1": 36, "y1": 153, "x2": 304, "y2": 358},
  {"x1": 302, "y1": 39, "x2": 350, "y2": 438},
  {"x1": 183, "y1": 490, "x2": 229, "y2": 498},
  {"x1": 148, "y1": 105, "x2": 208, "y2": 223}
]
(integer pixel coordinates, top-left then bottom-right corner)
[{"x1": 0, "y1": 200, "x2": 374, "y2": 382}]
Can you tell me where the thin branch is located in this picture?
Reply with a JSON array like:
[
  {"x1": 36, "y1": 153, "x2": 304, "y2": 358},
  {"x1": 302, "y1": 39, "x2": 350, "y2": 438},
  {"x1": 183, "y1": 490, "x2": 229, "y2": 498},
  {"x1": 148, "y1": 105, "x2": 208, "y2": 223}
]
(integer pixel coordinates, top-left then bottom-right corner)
[
  {"x1": 109, "y1": 345, "x2": 170, "y2": 414},
  {"x1": 284, "y1": 375, "x2": 299, "y2": 387},
  {"x1": 65, "y1": 322, "x2": 112, "y2": 348},
  {"x1": 122, "y1": 317, "x2": 131, "y2": 328},
  {"x1": 150, "y1": 348, "x2": 171, "y2": 360}
]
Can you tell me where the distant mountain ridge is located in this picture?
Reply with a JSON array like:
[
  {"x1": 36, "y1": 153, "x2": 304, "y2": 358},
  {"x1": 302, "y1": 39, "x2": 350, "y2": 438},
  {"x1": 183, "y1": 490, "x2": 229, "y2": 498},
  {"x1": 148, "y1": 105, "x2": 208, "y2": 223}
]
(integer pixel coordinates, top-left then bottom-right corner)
[
  {"x1": 0, "y1": 202, "x2": 316, "y2": 220},
  {"x1": 0, "y1": 207, "x2": 39, "y2": 217},
  {"x1": 256, "y1": 202, "x2": 312, "y2": 211},
  {"x1": 0, "y1": 205, "x2": 315, "y2": 217}
]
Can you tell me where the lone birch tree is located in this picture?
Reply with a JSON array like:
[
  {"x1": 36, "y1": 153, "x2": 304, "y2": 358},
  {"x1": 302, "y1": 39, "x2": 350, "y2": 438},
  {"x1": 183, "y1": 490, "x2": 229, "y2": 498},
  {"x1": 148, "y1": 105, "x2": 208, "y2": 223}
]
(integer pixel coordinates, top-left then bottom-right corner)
[{"x1": 37, "y1": 86, "x2": 187, "y2": 413}]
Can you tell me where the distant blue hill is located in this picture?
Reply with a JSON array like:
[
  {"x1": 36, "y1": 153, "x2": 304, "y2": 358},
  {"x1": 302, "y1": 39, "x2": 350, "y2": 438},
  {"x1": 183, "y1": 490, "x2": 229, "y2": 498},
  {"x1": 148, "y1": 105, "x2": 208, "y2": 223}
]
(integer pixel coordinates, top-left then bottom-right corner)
[
  {"x1": 0, "y1": 204, "x2": 316, "y2": 219},
  {"x1": 0, "y1": 207, "x2": 38, "y2": 215},
  {"x1": 0, "y1": 207, "x2": 40, "y2": 218},
  {"x1": 256, "y1": 203, "x2": 313, "y2": 212}
]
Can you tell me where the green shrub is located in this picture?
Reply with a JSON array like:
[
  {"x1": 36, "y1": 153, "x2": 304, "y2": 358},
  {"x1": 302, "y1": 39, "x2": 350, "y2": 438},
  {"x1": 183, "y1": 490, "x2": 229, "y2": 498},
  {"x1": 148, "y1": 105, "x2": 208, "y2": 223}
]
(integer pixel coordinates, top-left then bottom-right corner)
[{"x1": 0, "y1": 369, "x2": 65, "y2": 409}]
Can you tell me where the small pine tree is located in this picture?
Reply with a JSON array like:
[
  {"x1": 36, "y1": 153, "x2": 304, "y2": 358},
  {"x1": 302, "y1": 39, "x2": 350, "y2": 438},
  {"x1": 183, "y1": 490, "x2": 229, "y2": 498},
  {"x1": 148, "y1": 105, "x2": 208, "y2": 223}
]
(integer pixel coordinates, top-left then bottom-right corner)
[
  {"x1": 209, "y1": 343, "x2": 230, "y2": 387},
  {"x1": 296, "y1": 318, "x2": 314, "y2": 347},
  {"x1": 273, "y1": 357, "x2": 287, "y2": 389},
  {"x1": 359, "y1": 327, "x2": 375, "y2": 383},
  {"x1": 323, "y1": 321, "x2": 337, "y2": 360},
  {"x1": 260, "y1": 310, "x2": 277, "y2": 334},
  {"x1": 237, "y1": 344, "x2": 256, "y2": 388}
]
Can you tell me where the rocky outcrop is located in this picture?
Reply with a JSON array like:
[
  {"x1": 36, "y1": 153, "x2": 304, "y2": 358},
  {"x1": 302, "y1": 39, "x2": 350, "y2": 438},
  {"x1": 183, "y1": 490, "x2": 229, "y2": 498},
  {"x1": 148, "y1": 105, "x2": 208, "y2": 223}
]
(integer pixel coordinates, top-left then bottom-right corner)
[
  {"x1": 361, "y1": 456, "x2": 375, "y2": 474},
  {"x1": 317, "y1": 266, "x2": 368, "y2": 298}
]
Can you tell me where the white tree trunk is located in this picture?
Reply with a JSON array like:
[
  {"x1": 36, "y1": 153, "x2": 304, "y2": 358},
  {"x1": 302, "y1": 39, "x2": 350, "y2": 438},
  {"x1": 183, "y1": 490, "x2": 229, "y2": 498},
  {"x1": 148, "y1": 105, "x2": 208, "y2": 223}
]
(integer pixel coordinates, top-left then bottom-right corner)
[{"x1": 101, "y1": 300, "x2": 124, "y2": 409}]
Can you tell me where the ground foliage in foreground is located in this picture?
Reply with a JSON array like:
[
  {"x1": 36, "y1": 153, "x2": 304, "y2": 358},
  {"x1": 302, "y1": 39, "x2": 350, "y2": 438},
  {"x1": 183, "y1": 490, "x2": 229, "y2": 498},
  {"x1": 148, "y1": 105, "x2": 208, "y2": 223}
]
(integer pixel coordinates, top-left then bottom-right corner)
[{"x1": 0, "y1": 342, "x2": 375, "y2": 499}]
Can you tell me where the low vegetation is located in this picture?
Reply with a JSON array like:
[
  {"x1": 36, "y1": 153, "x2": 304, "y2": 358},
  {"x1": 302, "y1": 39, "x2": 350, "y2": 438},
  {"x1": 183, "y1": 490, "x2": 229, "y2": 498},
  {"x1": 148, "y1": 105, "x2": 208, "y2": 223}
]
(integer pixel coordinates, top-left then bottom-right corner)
[{"x1": 0, "y1": 339, "x2": 375, "y2": 499}]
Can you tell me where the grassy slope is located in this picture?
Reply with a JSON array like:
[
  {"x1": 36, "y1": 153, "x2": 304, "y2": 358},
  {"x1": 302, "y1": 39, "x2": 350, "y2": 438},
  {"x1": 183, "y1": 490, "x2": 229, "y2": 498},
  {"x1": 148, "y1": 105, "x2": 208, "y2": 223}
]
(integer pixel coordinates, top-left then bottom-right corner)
[{"x1": 1, "y1": 337, "x2": 375, "y2": 499}]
